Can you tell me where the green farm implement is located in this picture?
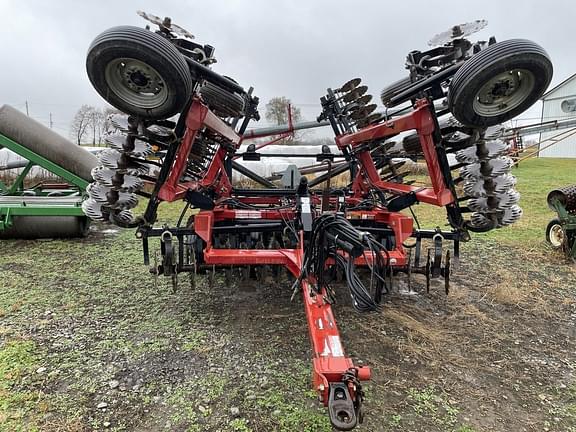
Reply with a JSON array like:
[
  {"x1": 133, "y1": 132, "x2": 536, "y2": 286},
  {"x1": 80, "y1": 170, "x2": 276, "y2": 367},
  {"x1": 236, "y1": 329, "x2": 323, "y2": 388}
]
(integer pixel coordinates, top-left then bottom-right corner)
[
  {"x1": 546, "y1": 185, "x2": 576, "y2": 259},
  {"x1": 0, "y1": 104, "x2": 98, "y2": 238}
]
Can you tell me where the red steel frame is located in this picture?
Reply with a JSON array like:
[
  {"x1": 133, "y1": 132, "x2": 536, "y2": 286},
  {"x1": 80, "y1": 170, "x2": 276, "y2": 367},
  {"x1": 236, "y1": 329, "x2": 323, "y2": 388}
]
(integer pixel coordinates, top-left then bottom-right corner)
[{"x1": 155, "y1": 96, "x2": 455, "y2": 407}]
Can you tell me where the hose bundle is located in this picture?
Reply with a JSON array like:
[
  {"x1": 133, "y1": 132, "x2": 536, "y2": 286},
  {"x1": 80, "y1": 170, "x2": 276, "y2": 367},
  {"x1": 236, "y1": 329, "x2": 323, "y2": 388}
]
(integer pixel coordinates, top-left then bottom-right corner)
[{"x1": 300, "y1": 213, "x2": 390, "y2": 312}]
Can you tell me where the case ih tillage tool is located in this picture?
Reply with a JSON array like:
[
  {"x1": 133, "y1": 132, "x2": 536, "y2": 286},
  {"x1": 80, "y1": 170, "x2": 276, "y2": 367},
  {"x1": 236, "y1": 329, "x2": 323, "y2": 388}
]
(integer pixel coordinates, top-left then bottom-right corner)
[{"x1": 81, "y1": 13, "x2": 552, "y2": 429}]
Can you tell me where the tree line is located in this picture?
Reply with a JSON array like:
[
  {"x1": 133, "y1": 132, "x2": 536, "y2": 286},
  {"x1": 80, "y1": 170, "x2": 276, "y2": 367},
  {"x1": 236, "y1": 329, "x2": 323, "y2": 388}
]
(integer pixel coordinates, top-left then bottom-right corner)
[{"x1": 70, "y1": 97, "x2": 303, "y2": 146}]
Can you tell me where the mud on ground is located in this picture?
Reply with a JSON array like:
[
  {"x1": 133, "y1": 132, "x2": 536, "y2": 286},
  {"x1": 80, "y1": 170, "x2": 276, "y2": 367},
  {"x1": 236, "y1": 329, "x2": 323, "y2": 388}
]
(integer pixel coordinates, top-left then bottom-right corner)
[{"x1": 1, "y1": 226, "x2": 576, "y2": 432}]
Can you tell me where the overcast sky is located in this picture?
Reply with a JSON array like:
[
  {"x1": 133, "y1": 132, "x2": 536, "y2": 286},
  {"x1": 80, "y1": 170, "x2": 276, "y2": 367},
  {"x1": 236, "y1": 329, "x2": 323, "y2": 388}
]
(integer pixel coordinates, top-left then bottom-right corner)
[{"x1": 1, "y1": 0, "x2": 573, "y2": 138}]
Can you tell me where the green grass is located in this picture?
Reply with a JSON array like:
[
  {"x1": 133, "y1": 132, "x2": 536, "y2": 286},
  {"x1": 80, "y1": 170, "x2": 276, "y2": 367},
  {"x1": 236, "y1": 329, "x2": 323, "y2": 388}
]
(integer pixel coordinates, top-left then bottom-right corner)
[
  {"x1": 409, "y1": 157, "x2": 576, "y2": 245},
  {"x1": 407, "y1": 386, "x2": 460, "y2": 429},
  {"x1": 0, "y1": 339, "x2": 41, "y2": 432}
]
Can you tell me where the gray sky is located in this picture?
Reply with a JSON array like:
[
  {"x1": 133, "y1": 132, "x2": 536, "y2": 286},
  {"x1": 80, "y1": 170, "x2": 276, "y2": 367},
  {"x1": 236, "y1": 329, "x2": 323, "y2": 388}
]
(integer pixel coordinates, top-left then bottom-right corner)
[{"x1": 1, "y1": 0, "x2": 573, "y2": 138}]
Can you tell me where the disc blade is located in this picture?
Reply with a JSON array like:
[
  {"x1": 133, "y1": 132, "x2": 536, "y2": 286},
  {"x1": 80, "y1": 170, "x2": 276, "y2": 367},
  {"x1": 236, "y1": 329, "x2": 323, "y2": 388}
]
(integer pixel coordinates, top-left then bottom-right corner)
[
  {"x1": 87, "y1": 182, "x2": 139, "y2": 210},
  {"x1": 468, "y1": 190, "x2": 519, "y2": 212},
  {"x1": 469, "y1": 212, "x2": 496, "y2": 230},
  {"x1": 339, "y1": 78, "x2": 362, "y2": 92},
  {"x1": 81, "y1": 198, "x2": 110, "y2": 221},
  {"x1": 463, "y1": 173, "x2": 517, "y2": 197},
  {"x1": 111, "y1": 210, "x2": 136, "y2": 226},
  {"x1": 98, "y1": 149, "x2": 149, "y2": 175},
  {"x1": 170, "y1": 23, "x2": 195, "y2": 40},
  {"x1": 498, "y1": 205, "x2": 523, "y2": 226},
  {"x1": 145, "y1": 124, "x2": 174, "y2": 141},
  {"x1": 428, "y1": 20, "x2": 488, "y2": 46},
  {"x1": 460, "y1": 156, "x2": 513, "y2": 179},
  {"x1": 350, "y1": 104, "x2": 377, "y2": 120},
  {"x1": 455, "y1": 139, "x2": 509, "y2": 164},
  {"x1": 355, "y1": 113, "x2": 381, "y2": 129},
  {"x1": 342, "y1": 86, "x2": 369, "y2": 102},
  {"x1": 137, "y1": 10, "x2": 164, "y2": 26},
  {"x1": 108, "y1": 114, "x2": 139, "y2": 133},
  {"x1": 355, "y1": 94, "x2": 373, "y2": 106},
  {"x1": 91, "y1": 167, "x2": 144, "y2": 192},
  {"x1": 105, "y1": 134, "x2": 153, "y2": 158}
]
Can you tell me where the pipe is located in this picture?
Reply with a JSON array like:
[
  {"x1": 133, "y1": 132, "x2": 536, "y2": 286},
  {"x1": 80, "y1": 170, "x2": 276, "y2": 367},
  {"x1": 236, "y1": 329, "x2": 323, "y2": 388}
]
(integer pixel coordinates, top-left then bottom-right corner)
[
  {"x1": 231, "y1": 160, "x2": 276, "y2": 188},
  {"x1": 0, "y1": 160, "x2": 29, "y2": 171},
  {"x1": 0, "y1": 105, "x2": 99, "y2": 181},
  {"x1": 242, "y1": 120, "x2": 331, "y2": 139}
]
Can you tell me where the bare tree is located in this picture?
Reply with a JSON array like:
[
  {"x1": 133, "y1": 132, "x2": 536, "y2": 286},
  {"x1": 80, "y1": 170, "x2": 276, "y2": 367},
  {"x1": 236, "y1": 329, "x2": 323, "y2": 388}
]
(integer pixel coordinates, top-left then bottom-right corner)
[
  {"x1": 101, "y1": 107, "x2": 123, "y2": 140},
  {"x1": 71, "y1": 105, "x2": 124, "y2": 146},
  {"x1": 70, "y1": 105, "x2": 94, "y2": 145},
  {"x1": 265, "y1": 97, "x2": 302, "y2": 126},
  {"x1": 91, "y1": 108, "x2": 105, "y2": 146}
]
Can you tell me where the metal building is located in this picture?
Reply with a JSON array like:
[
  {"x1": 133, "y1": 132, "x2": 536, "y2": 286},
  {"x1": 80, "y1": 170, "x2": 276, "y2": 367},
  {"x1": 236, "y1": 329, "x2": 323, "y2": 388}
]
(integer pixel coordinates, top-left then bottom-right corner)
[{"x1": 539, "y1": 73, "x2": 576, "y2": 157}]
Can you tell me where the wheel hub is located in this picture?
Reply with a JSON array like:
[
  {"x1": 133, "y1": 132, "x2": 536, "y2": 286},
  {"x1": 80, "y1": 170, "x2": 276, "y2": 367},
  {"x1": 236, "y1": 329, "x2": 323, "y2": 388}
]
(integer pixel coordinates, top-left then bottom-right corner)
[
  {"x1": 472, "y1": 69, "x2": 535, "y2": 117},
  {"x1": 549, "y1": 224, "x2": 565, "y2": 248},
  {"x1": 105, "y1": 58, "x2": 168, "y2": 109},
  {"x1": 127, "y1": 69, "x2": 150, "y2": 89}
]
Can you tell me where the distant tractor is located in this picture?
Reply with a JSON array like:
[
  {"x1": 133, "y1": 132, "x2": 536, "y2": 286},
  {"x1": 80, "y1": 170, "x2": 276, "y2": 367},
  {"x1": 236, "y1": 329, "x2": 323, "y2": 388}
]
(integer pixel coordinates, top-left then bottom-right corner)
[{"x1": 546, "y1": 185, "x2": 576, "y2": 259}]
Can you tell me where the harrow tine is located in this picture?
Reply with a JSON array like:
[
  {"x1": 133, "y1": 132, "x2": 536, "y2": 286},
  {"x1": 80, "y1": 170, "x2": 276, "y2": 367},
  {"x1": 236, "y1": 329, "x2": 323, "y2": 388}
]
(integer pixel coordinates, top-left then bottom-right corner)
[
  {"x1": 208, "y1": 265, "x2": 216, "y2": 289},
  {"x1": 152, "y1": 250, "x2": 159, "y2": 291},
  {"x1": 171, "y1": 273, "x2": 178, "y2": 293}
]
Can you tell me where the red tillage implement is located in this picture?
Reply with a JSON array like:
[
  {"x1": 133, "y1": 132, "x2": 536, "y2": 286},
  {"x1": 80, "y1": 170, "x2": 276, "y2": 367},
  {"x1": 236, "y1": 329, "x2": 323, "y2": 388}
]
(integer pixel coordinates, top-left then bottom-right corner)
[{"x1": 82, "y1": 14, "x2": 552, "y2": 430}]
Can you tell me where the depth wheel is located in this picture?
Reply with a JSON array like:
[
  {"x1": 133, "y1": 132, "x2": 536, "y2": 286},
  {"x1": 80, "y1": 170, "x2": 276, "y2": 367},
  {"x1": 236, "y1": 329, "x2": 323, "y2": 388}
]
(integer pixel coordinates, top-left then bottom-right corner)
[
  {"x1": 546, "y1": 218, "x2": 565, "y2": 250},
  {"x1": 448, "y1": 39, "x2": 553, "y2": 127},
  {"x1": 87, "y1": 26, "x2": 193, "y2": 119}
]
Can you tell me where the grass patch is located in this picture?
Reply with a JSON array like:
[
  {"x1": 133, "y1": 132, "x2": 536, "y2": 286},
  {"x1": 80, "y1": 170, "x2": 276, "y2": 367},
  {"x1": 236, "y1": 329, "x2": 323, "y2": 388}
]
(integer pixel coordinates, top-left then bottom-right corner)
[
  {"x1": 0, "y1": 339, "x2": 41, "y2": 431},
  {"x1": 409, "y1": 157, "x2": 576, "y2": 245},
  {"x1": 407, "y1": 386, "x2": 460, "y2": 429}
]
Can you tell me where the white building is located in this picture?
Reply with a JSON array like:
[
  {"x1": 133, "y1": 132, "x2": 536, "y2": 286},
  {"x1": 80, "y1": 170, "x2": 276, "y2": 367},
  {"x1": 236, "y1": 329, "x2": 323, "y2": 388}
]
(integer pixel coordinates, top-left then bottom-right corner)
[{"x1": 539, "y1": 73, "x2": 576, "y2": 158}]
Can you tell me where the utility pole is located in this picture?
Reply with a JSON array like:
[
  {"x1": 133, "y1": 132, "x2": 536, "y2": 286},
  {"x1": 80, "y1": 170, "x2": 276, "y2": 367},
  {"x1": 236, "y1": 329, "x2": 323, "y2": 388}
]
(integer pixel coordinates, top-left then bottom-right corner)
[
  {"x1": 25, "y1": 101, "x2": 29, "y2": 116},
  {"x1": 49, "y1": 112, "x2": 53, "y2": 129}
]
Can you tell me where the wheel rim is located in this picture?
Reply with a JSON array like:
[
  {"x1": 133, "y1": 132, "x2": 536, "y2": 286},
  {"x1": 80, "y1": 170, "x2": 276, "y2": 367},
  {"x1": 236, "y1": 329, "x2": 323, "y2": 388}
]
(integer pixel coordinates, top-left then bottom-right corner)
[
  {"x1": 549, "y1": 223, "x2": 565, "y2": 248},
  {"x1": 104, "y1": 58, "x2": 168, "y2": 109},
  {"x1": 472, "y1": 69, "x2": 536, "y2": 117}
]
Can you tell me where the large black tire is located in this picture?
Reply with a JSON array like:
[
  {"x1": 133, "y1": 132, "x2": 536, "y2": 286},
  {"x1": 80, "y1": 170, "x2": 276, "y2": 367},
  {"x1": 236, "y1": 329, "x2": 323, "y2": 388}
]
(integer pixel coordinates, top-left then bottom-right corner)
[
  {"x1": 86, "y1": 26, "x2": 193, "y2": 119},
  {"x1": 200, "y1": 81, "x2": 244, "y2": 118},
  {"x1": 448, "y1": 39, "x2": 553, "y2": 127},
  {"x1": 380, "y1": 77, "x2": 413, "y2": 107},
  {"x1": 546, "y1": 218, "x2": 565, "y2": 249}
]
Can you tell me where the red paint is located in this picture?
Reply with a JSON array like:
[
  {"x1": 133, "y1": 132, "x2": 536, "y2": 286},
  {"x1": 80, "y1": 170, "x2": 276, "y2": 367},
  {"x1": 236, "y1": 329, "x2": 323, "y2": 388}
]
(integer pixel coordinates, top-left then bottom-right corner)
[{"x1": 154, "y1": 96, "x2": 456, "y2": 410}]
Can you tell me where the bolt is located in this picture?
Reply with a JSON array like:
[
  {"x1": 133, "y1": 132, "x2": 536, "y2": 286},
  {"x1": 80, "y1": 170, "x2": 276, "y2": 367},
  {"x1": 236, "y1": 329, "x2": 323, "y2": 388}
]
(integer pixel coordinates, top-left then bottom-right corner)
[{"x1": 318, "y1": 384, "x2": 325, "y2": 392}]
